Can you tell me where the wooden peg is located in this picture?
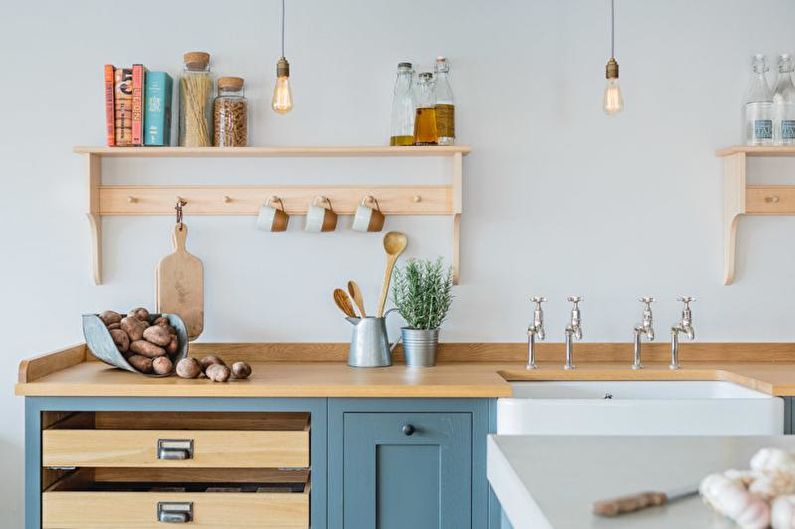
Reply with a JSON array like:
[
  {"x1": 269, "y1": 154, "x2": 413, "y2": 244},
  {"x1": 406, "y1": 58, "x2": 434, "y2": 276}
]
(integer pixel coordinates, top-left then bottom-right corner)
[
  {"x1": 224, "y1": 195, "x2": 232, "y2": 203},
  {"x1": 412, "y1": 195, "x2": 422, "y2": 203},
  {"x1": 127, "y1": 196, "x2": 137, "y2": 204}
]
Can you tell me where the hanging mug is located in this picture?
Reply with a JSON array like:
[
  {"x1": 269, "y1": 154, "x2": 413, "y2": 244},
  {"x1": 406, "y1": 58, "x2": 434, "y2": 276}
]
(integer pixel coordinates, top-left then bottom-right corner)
[
  {"x1": 352, "y1": 195, "x2": 385, "y2": 233},
  {"x1": 256, "y1": 196, "x2": 289, "y2": 232},
  {"x1": 305, "y1": 196, "x2": 337, "y2": 232}
]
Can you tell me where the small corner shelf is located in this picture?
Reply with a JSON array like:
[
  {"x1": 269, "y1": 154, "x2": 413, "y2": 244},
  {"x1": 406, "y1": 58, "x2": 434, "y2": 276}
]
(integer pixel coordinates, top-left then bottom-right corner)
[
  {"x1": 75, "y1": 145, "x2": 470, "y2": 286},
  {"x1": 717, "y1": 145, "x2": 795, "y2": 285}
]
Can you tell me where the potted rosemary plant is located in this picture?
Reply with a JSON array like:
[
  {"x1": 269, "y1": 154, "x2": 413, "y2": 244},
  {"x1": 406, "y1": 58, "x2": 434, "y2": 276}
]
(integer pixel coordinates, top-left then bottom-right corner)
[{"x1": 391, "y1": 258, "x2": 453, "y2": 367}]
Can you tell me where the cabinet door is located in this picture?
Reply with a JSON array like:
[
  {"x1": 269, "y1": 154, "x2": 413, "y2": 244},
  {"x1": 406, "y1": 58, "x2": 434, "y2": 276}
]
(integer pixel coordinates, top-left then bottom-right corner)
[{"x1": 343, "y1": 412, "x2": 472, "y2": 529}]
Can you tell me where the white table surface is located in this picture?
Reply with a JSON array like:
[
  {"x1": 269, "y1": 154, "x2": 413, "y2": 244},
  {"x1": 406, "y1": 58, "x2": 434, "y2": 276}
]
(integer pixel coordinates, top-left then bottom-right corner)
[{"x1": 487, "y1": 435, "x2": 795, "y2": 529}]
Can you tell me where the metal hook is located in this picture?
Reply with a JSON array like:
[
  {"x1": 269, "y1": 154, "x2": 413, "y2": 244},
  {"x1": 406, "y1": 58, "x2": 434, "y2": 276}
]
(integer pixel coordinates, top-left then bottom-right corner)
[{"x1": 175, "y1": 198, "x2": 187, "y2": 230}]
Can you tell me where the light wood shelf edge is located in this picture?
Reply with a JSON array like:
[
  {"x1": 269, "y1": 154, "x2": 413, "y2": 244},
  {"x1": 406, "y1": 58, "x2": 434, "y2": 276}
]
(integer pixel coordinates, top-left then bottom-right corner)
[
  {"x1": 18, "y1": 344, "x2": 87, "y2": 383},
  {"x1": 74, "y1": 145, "x2": 472, "y2": 157},
  {"x1": 716, "y1": 145, "x2": 795, "y2": 157}
]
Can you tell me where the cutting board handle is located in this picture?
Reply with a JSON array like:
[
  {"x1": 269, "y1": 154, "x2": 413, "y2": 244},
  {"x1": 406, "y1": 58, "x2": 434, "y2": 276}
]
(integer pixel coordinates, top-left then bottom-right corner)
[{"x1": 172, "y1": 223, "x2": 188, "y2": 253}]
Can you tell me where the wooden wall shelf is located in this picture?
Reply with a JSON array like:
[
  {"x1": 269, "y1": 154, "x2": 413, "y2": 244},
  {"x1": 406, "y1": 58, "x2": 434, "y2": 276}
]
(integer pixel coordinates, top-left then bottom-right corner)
[
  {"x1": 75, "y1": 145, "x2": 469, "y2": 285},
  {"x1": 717, "y1": 146, "x2": 795, "y2": 285}
]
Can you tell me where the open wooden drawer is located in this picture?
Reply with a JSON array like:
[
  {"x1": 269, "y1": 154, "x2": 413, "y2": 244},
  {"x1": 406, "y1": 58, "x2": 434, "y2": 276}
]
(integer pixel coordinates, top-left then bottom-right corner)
[
  {"x1": 43, "y1": 411, "x2": 309, "y2": 468},
  {"x1": 43, "y1": 468, "x2": 310, "y2": 529}
]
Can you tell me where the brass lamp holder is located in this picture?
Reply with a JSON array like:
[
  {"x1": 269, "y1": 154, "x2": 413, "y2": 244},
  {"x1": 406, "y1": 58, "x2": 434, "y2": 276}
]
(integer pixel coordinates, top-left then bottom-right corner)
[
  {"x1": 605, "y1": 57, "x2": 619, "y2": 80},
  {"x1": 276, "y1": 57, "x2": 290, "y2": 78}
]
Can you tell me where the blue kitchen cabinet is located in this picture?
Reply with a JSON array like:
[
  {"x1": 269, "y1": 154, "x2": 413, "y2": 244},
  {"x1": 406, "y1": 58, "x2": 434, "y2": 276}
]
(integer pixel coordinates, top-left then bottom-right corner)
[{"x1": 328, "y1": 398, "x2": 496, "y2": 529}]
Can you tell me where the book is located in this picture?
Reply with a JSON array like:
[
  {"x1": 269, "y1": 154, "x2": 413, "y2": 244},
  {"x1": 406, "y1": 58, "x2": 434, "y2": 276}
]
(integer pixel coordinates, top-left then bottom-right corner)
[
  {"x1": 114, "y1": 67, "x2": 133, "y2": 146},
  {"x1": 104, "y1": 65, "x2": 115, "y2": 146},
  {"x1": 143, "y1": 71, "x2": 173, "y2": 146},
  {"x1": 131, "y1": 64, "x2": 146, "y2": 146}
]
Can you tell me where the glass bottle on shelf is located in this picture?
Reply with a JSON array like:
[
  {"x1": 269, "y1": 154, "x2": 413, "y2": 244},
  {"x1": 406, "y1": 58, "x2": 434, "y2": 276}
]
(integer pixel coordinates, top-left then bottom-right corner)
[
  {"x1": 744, "y1": 54, "x2": 773, "y2": 146},
  {"x1": 773, "y1": 54, "x2": 795, "y2": 145},
  {"x1": 433, "y1": 57, "x2": 455, "y2": 145},
  {"x1": 389, "y1": 62, "x2": 415, "y2": 146},
  {"x1": 413, "y1": 72, "x2": 438, "y2": 145},
  {"x1": 179, "y1": 51, "x2": 214, "y2": 147},
  {"x1": 213, "y1": 76, "x2": 248, "y2": 147}
]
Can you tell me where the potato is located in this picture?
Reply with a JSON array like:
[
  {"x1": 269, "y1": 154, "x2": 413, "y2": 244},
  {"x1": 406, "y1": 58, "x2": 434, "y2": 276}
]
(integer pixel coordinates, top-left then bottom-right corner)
[
  {"x1": 107, "y1": 322, "x2": 121, "y2": 330},
  {"x1": 110, "y1": 329, "x2": 130, "y2": 353},
  {"x1": 206, "y1": 364, "x2": 231, "y2": 382},
  {"x1": 166, "y1": 337, "x2": 179, "y2": 355},
  {"x1": 143, "y1": 325, "x2": 171, "y2": 347},
  {"x1": 199, "y1": 355, "x2": 226, "y2": 371},
  {"x1": 231, "y1": 362, "x2": 252, "y2": 379},
  {"x1": 152, "y1": 356, "x2": 174, "y2": 375},
  {"x1": 153, "y1": 317, "x2": 169, "y2": 327},
  {"x1": 128, "y1": 307, "x2": 150, "y2": 322},
  {"x1": 120, "y1": 316, "x2": 146, "y2": 341},
  {"x1": 127, "y1": 354, "x2": 153, "y2": 373},
  {"x1": 130, "y1": 340, "x2": 166, "y2": 358},
  {"x1": 176, "y1": 357, "x2": 202, "y2": 379},
  {"x1": 99, "y1": 310, "x2": 122, "y2": 326}
]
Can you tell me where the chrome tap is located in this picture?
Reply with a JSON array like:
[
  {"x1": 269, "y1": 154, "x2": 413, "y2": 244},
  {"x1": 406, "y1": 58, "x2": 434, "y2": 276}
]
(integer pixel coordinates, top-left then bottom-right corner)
[
  {"x1": 670, "y1": 296, "x2": 695, "y2": 370},
  {"x1": 564, "y1": 296, "x2": 583, "y2": 370},
  {"x1": 632, "y1": 297, "x2": 655, "y2": 370},
  {"x1": 527, "y1": 296, "x2": 546, "y2": 369}
]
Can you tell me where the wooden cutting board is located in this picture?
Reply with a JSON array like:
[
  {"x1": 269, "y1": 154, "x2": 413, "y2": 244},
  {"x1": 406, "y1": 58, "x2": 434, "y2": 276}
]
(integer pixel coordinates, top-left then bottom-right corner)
[{"x1": 157, "y1": 223, "x2": 204, "y2": 340}]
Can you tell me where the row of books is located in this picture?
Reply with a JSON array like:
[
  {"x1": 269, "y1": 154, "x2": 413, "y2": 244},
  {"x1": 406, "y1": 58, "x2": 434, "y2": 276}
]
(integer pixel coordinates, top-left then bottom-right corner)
[{"x1": 104, "y1": 64, "x2": 173, "y2": 146}]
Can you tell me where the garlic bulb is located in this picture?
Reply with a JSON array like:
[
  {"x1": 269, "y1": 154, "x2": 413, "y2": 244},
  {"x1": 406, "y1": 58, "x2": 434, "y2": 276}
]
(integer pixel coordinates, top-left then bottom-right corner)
[
  {"x1": 772, "y1": 495, "x2": 795, "y2": 529},
  {"x1": 751, "y1": 471, "x2": 795, "y2": 502},
  {"x1": 700, "y1": 473, "x2": 771, "y2": 529},
  {"x1": 751, "y1": 449, "x2": 795, "y2": 476}
]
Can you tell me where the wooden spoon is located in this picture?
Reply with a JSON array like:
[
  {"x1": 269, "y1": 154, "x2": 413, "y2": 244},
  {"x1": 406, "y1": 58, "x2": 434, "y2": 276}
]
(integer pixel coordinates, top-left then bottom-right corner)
[
  {"x1": 348, "y1": 280, "x2": 366, "y2": 318},
  {"x1": 333, "y1": 288, "x2": 357, "y2": 318},
  {"x1": 376, "y1": 231, "x2": 408, "y2": 317}
]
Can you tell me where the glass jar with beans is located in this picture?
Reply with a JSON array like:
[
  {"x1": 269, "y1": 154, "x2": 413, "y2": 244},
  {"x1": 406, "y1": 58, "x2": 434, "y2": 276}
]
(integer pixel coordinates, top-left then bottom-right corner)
[{"x1": 213, "y1": 76, "x2": 248, "y2": 146}]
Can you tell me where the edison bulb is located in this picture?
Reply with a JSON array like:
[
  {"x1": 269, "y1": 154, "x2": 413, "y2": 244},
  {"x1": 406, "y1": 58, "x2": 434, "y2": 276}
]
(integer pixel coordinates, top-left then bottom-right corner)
[
  {"x1": 603, "y1": 78, "x2": 623, "y2": 115},
  {"x1": 272, "y1": 76, "x2": 293, "y2": 114}
]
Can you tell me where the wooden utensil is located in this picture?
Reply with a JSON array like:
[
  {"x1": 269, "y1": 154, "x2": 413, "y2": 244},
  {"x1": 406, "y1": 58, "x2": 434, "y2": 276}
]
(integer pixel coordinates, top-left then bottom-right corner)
[
  {"x1": 592, "y1": 487, "x2": 697, "y2": 517},
  {"x1": 157, "y1": 223, "x2": 204, "y2": 340},
  {"x1": 376, "y1": 231, "x2": 408, "y2": 317},
  {"x1": 348, "y1": 280, "x2": 366, "y2": 318},
  {"x1": 333, "y1": 288, "x2": 357, "y2": 318}
]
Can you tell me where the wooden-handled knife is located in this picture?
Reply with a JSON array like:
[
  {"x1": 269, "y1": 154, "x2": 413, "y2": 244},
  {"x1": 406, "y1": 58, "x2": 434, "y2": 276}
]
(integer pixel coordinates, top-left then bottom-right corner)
[{"x1": 592, "y1": 487, "x2": 698, "y2": 517}]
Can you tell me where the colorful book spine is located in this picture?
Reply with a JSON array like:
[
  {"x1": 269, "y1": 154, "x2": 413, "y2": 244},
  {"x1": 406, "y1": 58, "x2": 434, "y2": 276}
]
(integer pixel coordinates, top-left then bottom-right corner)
[
  {"x1": 104, "y1": 65, "x2": 116, "y2": 146},
  {"x1": 143, "y1": 72, "x2": 174, "y2": 146},
  {"x1": 131, "y1": 64, "x2": 146, "y2": 146},
  {"x1": 114, "y1": 67, "x2": 133, "y2": 146}
]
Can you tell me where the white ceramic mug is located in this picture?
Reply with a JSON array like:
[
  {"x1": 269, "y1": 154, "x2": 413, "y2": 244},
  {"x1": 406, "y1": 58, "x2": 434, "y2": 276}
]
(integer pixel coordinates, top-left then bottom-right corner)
[
  {"x1": 256, "y1": 196, "x2": 289, "y2": 232},
  {"x1": 305, "y1": 196, "x2": 337, "y2": 232},
  {"x1": 352, "y1": 196, "x2": 385, "y2": 233}
]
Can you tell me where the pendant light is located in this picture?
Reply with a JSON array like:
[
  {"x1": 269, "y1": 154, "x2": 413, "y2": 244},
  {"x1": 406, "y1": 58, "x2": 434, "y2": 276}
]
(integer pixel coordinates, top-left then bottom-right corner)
[
  {"x1": 272, "y1": 0, "x2": 293, "y2": 114},
  {"x1": 602, "y1": 0, "x2": 623, "y2": 115}
]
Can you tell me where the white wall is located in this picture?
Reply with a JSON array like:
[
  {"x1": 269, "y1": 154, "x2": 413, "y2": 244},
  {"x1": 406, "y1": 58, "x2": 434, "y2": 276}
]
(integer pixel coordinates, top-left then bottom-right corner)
[{"x1": 2, "y1": 0, "x2": 795, "y2": 525}]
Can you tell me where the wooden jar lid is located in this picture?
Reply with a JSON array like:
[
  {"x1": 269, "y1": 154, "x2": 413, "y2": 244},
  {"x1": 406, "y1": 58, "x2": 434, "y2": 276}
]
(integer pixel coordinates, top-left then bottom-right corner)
[
  {"x1": 218, "y1": 76, "x2": 245, "y2": 90},
  {"x1": 184, "y1": 51, "x2": 210, "y2": 69}
]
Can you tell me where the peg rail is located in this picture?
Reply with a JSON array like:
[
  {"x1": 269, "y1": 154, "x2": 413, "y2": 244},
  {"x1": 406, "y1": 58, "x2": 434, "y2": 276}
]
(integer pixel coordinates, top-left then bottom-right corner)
[{"x1": 76, "y1": 145, "x2": 469, "y2": 285}]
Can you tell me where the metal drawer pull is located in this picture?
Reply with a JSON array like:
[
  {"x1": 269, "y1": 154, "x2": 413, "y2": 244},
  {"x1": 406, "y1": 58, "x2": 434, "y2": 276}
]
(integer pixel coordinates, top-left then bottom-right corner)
[
  {"x1": 157, "y1": 439, "x2": 194, "y2": 460},
  {"x1": 402, "y1": 424, "x2": 416, "y2": 436},
  {"x1": 157, "y1": 502, "x2": 193, "y2": 523}
]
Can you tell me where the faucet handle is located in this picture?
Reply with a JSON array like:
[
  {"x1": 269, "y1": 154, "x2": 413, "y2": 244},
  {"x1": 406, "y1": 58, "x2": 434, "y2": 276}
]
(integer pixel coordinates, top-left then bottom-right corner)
[
  {"x1": 639, "y1": 296, "x2": 655, "y2": 306},
  {"x1": 567, "y1": 296, "x2": 582, "y2": 306},
  {"x1": 530, "y1": 296, "x2": 547, "y2": 306},
  {"x1": 677, "y1": 296, "x2": 695, "y2": 309}
]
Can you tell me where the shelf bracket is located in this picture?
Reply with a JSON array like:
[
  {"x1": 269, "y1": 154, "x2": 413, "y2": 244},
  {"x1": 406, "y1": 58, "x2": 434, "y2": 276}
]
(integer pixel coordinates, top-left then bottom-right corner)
[
  {"x1": 87, "y1": 153, "x2": 102, "y2": 285},
  {"x1": 452, "y1": 152, "x2": 463, "y2": 285},
  {"x1": 723, "y1": 152, "x2": 746, "y2": 285}
]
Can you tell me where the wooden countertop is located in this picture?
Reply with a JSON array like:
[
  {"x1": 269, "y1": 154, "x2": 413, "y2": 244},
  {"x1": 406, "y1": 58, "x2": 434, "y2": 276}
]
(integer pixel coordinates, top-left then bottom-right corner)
[{"x1": 14, "y1": 342, "x2": 795, "y2": 397}]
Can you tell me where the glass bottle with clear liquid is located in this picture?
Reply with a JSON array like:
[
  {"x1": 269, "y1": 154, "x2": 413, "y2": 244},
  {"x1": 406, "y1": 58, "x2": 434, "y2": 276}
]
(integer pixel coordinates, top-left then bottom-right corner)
[
  {"x1": 413, "y1": 72, "x2": 438, "y2": 145},
  {"x1": 773, "y1": 54, "x2": 795, "y2": 145},
  {"x1": 434, "y1": 57, "x2": 455, "y2": 145},
  {"x1": 389, "y1": 62, "x2": 415, "y2": 146},
  {"x1": 744, "y1": 54, "x2": 773, "y2": 146}
]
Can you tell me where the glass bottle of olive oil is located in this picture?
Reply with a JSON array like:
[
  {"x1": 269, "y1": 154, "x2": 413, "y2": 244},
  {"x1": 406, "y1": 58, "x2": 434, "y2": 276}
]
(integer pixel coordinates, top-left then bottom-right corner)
[
  {"x1": 413, "y1": 72, "x2": 438, "y2": 145},
  {"x1": 433, "y1": 57, "x2": 455, "y2": 145},
  {"x1": 389, "y1": 62, "x2": 415, "y2": 146}
]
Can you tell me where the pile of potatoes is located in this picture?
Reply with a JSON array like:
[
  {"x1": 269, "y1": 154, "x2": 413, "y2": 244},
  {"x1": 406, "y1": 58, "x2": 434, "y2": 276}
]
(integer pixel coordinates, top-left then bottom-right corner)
[
  {"x1": 99, "y1": 308, "x2": 180, "y2": 375},
  {"x1": 176, "y1": 355, "x2": 252, "y2": 383}
]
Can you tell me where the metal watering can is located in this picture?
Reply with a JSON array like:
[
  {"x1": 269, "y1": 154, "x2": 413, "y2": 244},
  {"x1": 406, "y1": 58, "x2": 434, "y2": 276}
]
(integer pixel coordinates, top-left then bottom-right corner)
[{"x1": 346, "y1": 309, "x2": 401, "y2": 368}]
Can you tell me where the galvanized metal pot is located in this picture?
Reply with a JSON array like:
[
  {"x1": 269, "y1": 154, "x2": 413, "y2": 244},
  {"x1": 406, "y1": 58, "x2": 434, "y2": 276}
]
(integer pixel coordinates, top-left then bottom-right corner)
[
  {"x1": 401, "y1": 328, "x2": 440, "y2": 367},
  {"x1": 346, "y1": 309, "x2": 401, "y2": 368}
]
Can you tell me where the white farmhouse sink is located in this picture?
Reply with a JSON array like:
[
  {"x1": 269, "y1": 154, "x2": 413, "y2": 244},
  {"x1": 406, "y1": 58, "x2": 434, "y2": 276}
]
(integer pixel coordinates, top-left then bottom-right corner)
[{"x1": 497, "y1": 381, "x2": 783, "y2": 436}]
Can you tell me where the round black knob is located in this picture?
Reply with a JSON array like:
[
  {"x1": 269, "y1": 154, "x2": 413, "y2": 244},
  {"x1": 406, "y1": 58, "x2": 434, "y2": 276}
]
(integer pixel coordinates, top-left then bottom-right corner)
[{"x1": 402, "y1": 424, "x2": 415, "y2": 436}]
